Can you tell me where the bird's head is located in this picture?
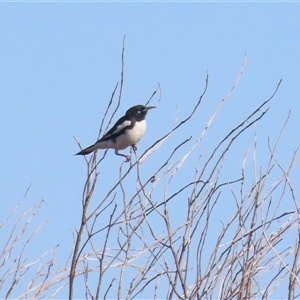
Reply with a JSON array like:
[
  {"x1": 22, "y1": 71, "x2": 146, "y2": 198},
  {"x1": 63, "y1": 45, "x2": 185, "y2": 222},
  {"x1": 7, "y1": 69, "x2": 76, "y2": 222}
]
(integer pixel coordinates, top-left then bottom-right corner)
[{"x1": 126, "y1": 105, "x2": 156, "y2": 120}]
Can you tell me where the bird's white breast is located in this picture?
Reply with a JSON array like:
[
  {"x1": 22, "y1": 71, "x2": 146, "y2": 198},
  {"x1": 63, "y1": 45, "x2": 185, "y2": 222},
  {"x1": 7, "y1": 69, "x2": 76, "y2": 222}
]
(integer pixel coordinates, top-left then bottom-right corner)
[{"x1": 115, "y1": 120, "x2": 147, "y2": 150}]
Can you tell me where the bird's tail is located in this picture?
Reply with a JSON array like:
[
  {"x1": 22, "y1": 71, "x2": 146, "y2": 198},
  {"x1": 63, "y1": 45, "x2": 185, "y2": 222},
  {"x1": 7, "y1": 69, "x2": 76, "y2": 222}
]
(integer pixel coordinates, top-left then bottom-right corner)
[{"x1": 75, "y1": 144, "x2": 99, "y2": 156}]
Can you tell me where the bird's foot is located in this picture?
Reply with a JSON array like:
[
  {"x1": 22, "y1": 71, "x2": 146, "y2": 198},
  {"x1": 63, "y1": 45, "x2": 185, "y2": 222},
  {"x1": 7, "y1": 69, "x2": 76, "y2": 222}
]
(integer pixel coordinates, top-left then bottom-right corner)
[
  {"x1": 115, "y1": 150, "x2": 131, "y2": 162},
  {"x1": 125, "y1": 154, "x2": 131, "y2": 162},
  {"x1": 132, "y1": 145, "x2": 137, "y2": 153}
]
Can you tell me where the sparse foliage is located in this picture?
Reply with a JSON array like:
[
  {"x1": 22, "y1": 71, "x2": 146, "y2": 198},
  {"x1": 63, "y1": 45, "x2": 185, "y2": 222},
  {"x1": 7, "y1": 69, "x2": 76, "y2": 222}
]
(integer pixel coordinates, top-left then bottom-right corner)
[{"x1": 1, "y1": 41, "x2": 299, "y2": 299}]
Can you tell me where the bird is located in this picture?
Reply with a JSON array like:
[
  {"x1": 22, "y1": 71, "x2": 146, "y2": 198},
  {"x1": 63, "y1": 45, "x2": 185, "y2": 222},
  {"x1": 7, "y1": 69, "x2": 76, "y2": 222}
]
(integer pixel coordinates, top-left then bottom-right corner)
[{"x1": 75, "y1": 104, "x2": 155, "y2": 161}]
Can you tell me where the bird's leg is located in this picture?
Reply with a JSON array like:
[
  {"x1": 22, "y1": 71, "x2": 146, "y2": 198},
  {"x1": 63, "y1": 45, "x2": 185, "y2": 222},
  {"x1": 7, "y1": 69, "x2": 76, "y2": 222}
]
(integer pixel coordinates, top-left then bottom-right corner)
[
  {"x1": 132, "y1": 144, "x2": 137, "y2": 153},
  {"x1": 115, "y1": 150, "x2": 131, "y2": 162},
  {"x1": 131, "y1": 144, "x2": 138, "y2": 160}
]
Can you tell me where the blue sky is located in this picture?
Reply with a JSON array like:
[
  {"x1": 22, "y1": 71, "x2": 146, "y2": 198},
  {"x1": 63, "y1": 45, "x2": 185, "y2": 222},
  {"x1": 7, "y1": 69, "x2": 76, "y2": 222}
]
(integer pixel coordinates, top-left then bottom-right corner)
[{"x1": 1, "y1": 3, "x2": 299, "y2": 299}]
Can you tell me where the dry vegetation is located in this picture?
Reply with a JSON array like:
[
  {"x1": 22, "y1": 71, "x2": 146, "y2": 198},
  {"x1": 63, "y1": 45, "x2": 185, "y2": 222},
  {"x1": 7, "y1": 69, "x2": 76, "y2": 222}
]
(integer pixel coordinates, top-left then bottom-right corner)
[{"x1": 1, "y1": 41, "x2": 299, "y2": 300}]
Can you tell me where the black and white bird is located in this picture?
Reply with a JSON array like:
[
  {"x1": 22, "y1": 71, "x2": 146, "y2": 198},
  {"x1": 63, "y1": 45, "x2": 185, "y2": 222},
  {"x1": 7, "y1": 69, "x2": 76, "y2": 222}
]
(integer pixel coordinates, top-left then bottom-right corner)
[{"x1": 76, "y1": 104, "x2": 155, "y2": 161}]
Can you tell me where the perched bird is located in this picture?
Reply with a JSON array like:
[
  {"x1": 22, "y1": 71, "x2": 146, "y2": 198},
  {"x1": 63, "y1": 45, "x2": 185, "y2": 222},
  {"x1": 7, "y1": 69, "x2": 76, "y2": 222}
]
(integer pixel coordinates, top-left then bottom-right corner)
[{"x1": 76, "y1": 104, "x2": 155, "y2": 161}]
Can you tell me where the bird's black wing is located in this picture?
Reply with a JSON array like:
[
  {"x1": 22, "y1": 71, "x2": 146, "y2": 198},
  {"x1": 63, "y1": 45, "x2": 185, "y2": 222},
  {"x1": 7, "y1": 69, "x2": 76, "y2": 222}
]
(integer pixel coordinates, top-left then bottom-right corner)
[
  {"x1": 75, "y1": 115, "x2": 134, "y2": 156},
  {"x1": 97, "y1": 116, "x2": 133, "y2": 142}
]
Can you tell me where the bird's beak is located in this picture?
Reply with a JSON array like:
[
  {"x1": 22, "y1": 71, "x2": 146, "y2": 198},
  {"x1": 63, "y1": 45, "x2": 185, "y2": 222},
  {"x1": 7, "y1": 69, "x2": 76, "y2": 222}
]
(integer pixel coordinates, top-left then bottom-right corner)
[{"x1": 145, "y1": 106, "x2": 156, "y2": 111}]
